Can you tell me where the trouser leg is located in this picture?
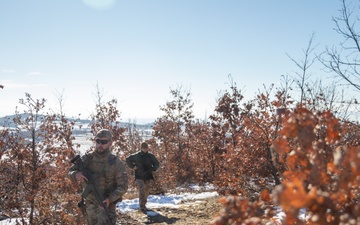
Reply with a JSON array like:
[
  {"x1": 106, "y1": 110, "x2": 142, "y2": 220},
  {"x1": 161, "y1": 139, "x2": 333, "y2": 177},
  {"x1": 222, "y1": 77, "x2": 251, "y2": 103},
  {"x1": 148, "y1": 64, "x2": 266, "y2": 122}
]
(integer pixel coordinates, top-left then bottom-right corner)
[
  {"x1": 136, "y1": 179, "x2": 153, "y2": 209},
  {"x1": 85, "y1": 200, "x2": 116, "y2": 225},
  {"x1": 136, "y1": 179, "x2": 147, "y2": 209}
]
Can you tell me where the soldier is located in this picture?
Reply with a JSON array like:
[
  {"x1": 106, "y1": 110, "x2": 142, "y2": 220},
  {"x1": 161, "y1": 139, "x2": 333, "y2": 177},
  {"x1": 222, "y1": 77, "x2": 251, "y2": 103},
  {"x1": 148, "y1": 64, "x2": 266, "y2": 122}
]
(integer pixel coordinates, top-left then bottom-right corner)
[
  {"x1": 126, "y1": 142, "x2": 159, "y2": 212},
  {"x1": 68, "y1": 129, "x2": 128, "y2": 225}
]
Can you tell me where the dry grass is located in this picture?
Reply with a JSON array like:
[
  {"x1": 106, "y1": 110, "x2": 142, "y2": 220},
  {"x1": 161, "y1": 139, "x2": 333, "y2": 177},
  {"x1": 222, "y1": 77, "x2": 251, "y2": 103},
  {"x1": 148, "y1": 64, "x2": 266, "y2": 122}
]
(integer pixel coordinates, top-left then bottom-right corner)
[{"x1": 118, "y1": 188, "x2": 222, "y2": 225}]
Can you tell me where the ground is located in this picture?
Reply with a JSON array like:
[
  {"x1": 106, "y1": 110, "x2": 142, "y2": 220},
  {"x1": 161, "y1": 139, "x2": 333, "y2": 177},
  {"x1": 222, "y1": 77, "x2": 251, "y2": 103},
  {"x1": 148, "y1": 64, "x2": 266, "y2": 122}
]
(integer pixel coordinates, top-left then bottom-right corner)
[{"x1": 117, "y1": 193, "x2": 222, "y2": 225}]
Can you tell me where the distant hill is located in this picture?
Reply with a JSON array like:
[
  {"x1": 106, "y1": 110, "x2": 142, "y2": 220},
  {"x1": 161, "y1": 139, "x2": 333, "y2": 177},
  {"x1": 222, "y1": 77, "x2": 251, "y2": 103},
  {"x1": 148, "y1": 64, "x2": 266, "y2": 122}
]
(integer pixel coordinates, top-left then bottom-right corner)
[{"x1": 0, "y1": 114, "x2": 154, "y2": 130}]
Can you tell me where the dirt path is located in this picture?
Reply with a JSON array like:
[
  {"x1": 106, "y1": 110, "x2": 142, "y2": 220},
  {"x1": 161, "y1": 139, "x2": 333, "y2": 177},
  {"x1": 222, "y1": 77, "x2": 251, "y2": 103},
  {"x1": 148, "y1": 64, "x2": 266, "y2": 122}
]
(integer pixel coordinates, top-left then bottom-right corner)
[{"x1": 117, "y1": 196, "x2": 221, "y2": 225}]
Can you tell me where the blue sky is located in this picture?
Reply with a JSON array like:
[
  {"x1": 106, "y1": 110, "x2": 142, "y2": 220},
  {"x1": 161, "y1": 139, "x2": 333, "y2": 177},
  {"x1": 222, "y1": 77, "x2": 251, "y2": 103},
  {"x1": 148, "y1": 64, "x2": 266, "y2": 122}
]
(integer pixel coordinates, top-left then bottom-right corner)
[{"x1": 0, "y1": 0, "x2": 346, "y2": 122}]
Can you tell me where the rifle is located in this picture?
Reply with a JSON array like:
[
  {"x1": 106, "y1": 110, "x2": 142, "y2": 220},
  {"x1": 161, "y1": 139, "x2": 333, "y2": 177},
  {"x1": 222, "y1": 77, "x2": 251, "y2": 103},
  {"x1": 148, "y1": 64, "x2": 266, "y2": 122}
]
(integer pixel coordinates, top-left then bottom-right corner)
[{"x1": 70, "y1": 155, "x2": 115, "y2": 225}]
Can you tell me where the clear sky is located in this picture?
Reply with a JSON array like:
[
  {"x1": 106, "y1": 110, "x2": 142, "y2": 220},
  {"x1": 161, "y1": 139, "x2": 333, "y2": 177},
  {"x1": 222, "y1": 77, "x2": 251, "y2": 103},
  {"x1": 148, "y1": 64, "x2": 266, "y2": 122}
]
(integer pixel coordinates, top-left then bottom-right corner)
[{"x1": 0, "y1": 0, "x2": 347, "y2": 123}]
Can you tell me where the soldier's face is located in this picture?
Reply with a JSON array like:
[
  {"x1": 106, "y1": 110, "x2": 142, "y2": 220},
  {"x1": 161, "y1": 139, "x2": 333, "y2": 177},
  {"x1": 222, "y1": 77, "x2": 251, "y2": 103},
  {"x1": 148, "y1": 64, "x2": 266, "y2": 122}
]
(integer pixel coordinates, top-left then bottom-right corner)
[{"x1": 95, "y1": 138, "x2": 112, "y2": 153}]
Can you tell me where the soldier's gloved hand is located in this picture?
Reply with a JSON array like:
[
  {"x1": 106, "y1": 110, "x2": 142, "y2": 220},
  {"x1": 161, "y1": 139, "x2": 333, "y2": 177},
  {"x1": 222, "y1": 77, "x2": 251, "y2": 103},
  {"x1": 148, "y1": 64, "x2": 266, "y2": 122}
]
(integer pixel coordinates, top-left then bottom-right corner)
[{"x1": 75, "y1": 172, "x2": 88, "y2": 182}]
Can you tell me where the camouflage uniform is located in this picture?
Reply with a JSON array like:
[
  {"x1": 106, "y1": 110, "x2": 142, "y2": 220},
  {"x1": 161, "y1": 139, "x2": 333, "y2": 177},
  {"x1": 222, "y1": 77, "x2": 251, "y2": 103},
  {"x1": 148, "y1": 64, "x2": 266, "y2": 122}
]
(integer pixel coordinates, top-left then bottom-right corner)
[
  {"x1": 126, "y1": 143, "x2": 159, "y2": 211},
  {"x1": 68, "y1": 130, "x2": 128, "y2": 225}
]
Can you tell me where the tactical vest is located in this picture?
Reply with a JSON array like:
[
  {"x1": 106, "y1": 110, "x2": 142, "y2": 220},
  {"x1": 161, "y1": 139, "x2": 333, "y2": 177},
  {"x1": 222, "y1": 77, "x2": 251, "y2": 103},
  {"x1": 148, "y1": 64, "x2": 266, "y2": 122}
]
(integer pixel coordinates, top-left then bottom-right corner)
[{"x1": 82, "y1": 152, "x2": 118, "y2": 201}]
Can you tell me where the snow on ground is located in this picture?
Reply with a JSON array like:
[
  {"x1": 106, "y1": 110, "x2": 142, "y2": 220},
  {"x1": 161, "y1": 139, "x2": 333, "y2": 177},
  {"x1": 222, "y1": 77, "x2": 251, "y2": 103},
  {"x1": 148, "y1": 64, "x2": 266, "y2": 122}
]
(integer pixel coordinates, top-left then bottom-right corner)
[
  {"x1": 118, "y1": 190, "x2": 219, "y2": 213},
  {"x1": 0, "y1": 184, "x2": 308, "y2": 225},
  {"x1": 0, "y1": 187, "x2": 218, "y2": 225}
]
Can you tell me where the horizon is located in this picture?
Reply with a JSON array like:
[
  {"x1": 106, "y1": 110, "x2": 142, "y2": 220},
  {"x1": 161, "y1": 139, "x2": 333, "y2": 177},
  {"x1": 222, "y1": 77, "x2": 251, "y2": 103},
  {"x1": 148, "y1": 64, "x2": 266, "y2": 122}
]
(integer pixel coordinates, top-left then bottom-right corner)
[{"x1": 0, "y1": 113, "x2": 156, "y2": 125}]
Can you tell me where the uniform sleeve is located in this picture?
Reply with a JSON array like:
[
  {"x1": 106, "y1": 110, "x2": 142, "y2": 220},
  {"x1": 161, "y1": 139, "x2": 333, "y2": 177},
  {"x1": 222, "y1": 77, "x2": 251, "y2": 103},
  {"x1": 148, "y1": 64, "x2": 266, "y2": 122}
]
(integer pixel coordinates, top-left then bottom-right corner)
[
  {"x1": 108, "y1": 159, "x2": 128, "y2": 203},
  {"x1": 151, "y1": 154, "x2": 160, "y2": 171},
  {"x1": 67, "y1": 155, "x2": 88, "y2": 182},
  {"x1": 125, "y1": 155, "x2": 134, "y2": 168}
]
